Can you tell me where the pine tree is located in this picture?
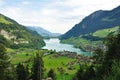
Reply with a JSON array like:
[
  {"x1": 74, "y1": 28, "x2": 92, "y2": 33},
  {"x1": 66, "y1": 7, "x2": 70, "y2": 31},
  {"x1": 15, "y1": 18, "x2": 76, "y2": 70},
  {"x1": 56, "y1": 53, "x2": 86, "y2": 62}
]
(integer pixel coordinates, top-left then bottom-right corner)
[
  {"x1": 32, "y1": 52, "x2": 44, "y2": 80},
  {"x1": 0, "y1": 43, "x2": 10, "y2": 80},
  {"x1": 48, "y1": 69, "x2": 56, "y2": 80},
  {"x1": 93, "y1": 48, "x2": 105, "y2": 64},
  {"x1": 105, "y1": 33, "x2": 120, "y2": 61},
  {"x1": 16, "y1": 63, "x2": 29, "y2": 80},
  {"x1": 84, "y1": 65, "x2": 95, "y2": 80},
  {"x1": 95, "y1": 32, "x2": 120, "y2": 79}
]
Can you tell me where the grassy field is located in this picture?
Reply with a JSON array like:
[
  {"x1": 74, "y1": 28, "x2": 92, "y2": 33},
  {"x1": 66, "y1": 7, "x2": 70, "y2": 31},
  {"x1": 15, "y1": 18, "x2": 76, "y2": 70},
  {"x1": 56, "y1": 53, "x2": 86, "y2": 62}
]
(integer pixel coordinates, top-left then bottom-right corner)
[
  {"x1": 7, "y1": 48, "x2": 79, "y2": 80},
  {"x1": 61, "y1": 37, "x2": 102, "y2": 52},
  {"x1": 43, "y1": 54, "x2": 80, "y2": 79},
  {"x1": 92, "y1": 26, "x2": 119, "y2": 38}
]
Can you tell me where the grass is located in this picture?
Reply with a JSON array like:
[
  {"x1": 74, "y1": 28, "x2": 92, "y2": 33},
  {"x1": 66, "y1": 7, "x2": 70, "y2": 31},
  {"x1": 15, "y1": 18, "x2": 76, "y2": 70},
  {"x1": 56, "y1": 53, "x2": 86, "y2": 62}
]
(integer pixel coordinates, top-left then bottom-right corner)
[
  {"x1": 8, "y1": 49, "x2": 79, "y2": 80},
  {"x1": 43, "y1": 54, "x2": 79, "y2": 79},
  {"x1": 93, "y1": 26, "x2": 119, "y2": 38},
  {"x1": 61, "y1": 37, "x2": 102, "y2": 50}
]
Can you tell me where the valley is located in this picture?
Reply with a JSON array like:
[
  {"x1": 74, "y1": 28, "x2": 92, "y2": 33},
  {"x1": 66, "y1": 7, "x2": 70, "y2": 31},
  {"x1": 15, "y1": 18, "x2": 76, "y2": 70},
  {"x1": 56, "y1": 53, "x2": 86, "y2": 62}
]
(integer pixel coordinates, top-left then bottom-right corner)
[{"x1": 0, "y1": 4, "x2": 120, "y2": 80}]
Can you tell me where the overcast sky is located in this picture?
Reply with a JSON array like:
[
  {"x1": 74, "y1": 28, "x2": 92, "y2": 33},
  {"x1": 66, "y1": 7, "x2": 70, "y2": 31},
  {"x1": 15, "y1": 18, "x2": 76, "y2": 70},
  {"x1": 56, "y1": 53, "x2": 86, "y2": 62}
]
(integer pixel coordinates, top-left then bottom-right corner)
[{"x1": 0, "y1": 0, "x2": 120, "y2": 33}]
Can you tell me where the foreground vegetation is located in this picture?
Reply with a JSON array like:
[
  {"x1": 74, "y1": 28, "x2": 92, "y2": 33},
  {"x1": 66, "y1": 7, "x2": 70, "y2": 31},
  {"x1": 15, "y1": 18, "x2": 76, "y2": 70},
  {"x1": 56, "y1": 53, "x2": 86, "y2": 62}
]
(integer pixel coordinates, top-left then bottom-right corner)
[
  {"x1": 0, "y1": 32, "x2": 120, "y2": 80},
  {"x1": 6, "y1": 48, "x2": 81, "y2": 80}
]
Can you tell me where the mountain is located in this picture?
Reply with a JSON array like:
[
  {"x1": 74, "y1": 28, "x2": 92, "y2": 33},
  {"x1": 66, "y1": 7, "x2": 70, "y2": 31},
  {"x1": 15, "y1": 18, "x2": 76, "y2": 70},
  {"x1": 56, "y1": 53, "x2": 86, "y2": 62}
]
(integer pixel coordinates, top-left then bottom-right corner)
[
  {"x1": 0, "y1": 13, "x2": 45, "y2": 49},
  {"x1": 27, "y1": 26, "x2": 61, "y2": 38},
  {"x1": 61, "y1": 26, "x2": 119, "y2": 52},
  {"x1": 61, "y1": 6, "x2": 120, "y2": 39}
]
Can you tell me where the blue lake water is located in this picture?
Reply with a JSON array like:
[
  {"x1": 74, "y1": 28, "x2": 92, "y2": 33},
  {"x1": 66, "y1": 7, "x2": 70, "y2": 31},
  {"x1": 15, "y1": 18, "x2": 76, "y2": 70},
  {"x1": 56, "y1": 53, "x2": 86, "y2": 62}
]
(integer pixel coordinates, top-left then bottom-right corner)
[{"x1": 42, "y1": 38, "x2": 92, "y2": 56}]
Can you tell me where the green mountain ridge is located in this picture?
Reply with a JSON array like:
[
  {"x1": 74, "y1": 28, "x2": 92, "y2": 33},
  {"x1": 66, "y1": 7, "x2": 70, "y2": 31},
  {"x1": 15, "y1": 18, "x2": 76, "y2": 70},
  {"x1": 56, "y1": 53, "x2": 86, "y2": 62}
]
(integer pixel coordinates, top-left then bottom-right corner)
[
  {"x1": 61, "y1": 26, "x2": 120, "y2": 52},
  {"x1": 60, "y1": 6, "x2": 120, "y2": 52},
  {"x1": 0, "y1": 13, "x2": 45, "y2": 49},
  {"x1": 61, "y1": 6, "x2": 120, "y2": 39}
]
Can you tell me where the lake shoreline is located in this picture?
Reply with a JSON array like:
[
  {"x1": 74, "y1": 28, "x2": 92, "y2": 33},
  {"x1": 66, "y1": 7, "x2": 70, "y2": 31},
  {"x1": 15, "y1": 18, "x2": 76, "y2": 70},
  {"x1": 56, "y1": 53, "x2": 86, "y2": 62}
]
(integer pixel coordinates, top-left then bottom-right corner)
[{"x1": 42, "y1": 38, "x2": 92, "y2": 56}]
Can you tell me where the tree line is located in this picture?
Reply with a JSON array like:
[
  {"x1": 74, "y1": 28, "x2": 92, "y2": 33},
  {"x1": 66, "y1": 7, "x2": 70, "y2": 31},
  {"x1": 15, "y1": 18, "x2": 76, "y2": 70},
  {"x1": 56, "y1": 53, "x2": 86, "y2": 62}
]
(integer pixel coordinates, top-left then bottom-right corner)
[
  {"x1": 72, "y1": 32, "x2": 120, "y2": 80},
  {"x1": 0, "y1": 43, "x2": 56, "y2": 80}
]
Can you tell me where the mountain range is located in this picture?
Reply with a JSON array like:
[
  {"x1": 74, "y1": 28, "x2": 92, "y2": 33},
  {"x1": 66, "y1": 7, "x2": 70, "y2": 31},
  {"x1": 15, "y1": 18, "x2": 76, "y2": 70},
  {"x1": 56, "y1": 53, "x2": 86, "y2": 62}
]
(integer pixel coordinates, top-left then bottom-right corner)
[
  {"x1": 27, "y1": 26, "x2": 61, "y2": 38},
  {"x1": 61, "y1": 6, "x2": 120, "y2": 39}
]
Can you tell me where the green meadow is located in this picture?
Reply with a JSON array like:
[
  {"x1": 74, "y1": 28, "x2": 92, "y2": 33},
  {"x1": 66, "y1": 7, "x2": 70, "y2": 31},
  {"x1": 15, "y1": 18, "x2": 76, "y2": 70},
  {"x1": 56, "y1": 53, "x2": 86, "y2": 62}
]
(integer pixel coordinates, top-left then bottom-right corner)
[
  {"x1": 7, "y1": 48, "x2": 79, "y2": 79},
  {"x1": 93, "y1": 26, "x2": 119, "y2": 38}
]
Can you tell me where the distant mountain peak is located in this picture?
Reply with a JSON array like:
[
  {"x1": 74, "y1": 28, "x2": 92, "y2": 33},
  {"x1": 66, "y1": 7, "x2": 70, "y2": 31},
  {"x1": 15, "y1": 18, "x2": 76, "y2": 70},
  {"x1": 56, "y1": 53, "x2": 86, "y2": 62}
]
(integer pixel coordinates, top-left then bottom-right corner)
[{"x1": 27, "y1": 26, "x2": 61, "y2": 37}]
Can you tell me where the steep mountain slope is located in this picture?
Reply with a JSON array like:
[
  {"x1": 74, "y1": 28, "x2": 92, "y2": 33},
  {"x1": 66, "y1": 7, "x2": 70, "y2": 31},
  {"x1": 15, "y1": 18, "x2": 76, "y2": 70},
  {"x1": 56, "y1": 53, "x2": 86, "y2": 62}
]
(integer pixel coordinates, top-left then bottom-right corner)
[
  {"x1": 27, "y1": 26, "x2": 61, "y2": 38},
  {"x1": 0, "y1": 13, "x2": 45, "y2": 49},
  {"x1": 61, "y1": 6, "x2": 120, "y2": 39}
]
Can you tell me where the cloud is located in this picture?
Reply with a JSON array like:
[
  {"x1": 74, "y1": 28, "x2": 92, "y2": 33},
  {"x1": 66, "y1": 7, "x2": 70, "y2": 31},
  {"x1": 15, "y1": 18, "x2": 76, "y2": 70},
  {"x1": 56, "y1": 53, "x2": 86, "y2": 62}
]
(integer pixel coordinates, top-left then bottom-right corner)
[
  {"x1": 0, "y1": 0, "x2": 5, "y2": 6},
  {"x1": 22, "y1": 1, "x2": 30, "y2": 5},
  {"x1": 0, "y1": 0, "x2": 120, "y2": 33}
]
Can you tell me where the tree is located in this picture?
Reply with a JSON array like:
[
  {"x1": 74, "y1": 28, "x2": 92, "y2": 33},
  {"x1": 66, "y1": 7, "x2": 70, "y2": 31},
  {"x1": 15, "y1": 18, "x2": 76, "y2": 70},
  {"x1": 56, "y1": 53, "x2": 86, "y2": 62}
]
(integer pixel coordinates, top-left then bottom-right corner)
[
  {"x1": 5, "y1": 65, "x2": 17, "y2": 80},
  {"x1": 84, "y1": 65, "x2": 96, "y2": 80},
  {"x1": 0, "y1": 43, "x2": 17, "y2": 80},
  {"x1": 16, "y1": 63, "x2": 29, "y2": 80},
  {"x1": 95, "y1": 33, "x2": 120, "y2": 79},
  {"x1": 0, "y1": 43, "x2": 10, "y2": 80},
  {"x1": 75, "y1": 63, "x2": 96, "y2": 80},
  {"x1": 105, "y1": 33, "x2": 120, "y2": 61},
  {"x1": 76, "y1": 67, "x2": 84, "y2": 80},
  {"x1": 31, "y1": 52, "x2": 44, "y2": 80},
  {"x1": 93, "y1": 48, "x2": 105, "y2": 64},
  {"x1": 48, "y1": 69, "x2": 56, "y2": 80}
]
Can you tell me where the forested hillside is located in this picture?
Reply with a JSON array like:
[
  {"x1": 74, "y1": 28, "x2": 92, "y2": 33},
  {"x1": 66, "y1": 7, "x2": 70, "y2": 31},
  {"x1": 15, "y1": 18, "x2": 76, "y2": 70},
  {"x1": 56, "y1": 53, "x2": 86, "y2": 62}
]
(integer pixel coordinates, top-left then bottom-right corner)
[
  {"x1": 61, "y1": 6, "x2": 120, "y2": 39},
  {"x1": 0, "y1": 13, "x2": 45, "y2": 49}
]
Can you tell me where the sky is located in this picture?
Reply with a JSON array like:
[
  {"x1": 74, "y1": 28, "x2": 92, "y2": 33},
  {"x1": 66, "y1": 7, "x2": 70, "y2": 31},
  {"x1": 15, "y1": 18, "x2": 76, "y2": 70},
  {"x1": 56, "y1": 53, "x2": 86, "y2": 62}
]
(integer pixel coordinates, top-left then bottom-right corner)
[{"x1": 0, "y1": 0, "x2": 120, "y2": 34}]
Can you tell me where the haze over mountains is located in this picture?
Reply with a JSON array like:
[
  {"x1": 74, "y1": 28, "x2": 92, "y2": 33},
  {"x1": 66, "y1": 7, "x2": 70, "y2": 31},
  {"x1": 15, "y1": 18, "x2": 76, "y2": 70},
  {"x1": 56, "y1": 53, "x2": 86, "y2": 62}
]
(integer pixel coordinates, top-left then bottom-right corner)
[
  {"x1": 27, "y1": 26, "x2": 61, "y2": 37},
  {"x1": 61, "y1": 6, "x2": 120, "y2": 39}
]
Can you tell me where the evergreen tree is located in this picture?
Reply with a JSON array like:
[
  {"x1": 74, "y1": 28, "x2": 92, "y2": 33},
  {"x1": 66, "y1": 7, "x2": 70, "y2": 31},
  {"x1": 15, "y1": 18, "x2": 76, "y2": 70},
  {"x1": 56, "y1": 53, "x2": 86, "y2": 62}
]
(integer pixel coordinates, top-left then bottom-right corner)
[
  {"x1": 105, "y1": 33, "x2": 120, "y2": 61},
  {"x1": 32, "y1": 52, "x2": 44, "y2": 80},
  {"x1": 0, "y1": 43, "x2": 10, "y2": 80},
  {"x1": 93, "y1": 48, "x2": 105, "y2": 64},
  {"x1": 16, "y1": 63, "x2": 29, "y2": 80},
  {"x1": 48, "y1": 69, "x2": 56, "y2": 80},
  {"x1": 84, "y1": 65, "x2": 95, "y2": 80},
  {"x1": 5, "y1": 65, "x2": 17, "y2": 80},
  {"x1": 95, "y1": 33, "x2": 120, "y2": 79},
  {"x1": 76, "y1": 67, "x2": 84, "y2": 80},
  {"x1": 75, "y1": 64, "x2": 87, "y2": 80}
]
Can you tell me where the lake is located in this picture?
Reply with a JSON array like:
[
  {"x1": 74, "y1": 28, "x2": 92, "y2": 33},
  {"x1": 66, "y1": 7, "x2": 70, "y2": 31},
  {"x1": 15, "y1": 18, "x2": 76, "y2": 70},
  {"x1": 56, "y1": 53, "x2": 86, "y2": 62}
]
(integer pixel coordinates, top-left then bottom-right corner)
[{"x1": 42, "y1": 38, "x2": 92, "y2": 56}]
